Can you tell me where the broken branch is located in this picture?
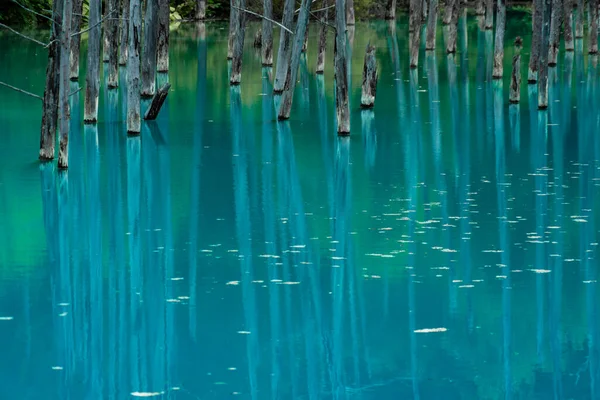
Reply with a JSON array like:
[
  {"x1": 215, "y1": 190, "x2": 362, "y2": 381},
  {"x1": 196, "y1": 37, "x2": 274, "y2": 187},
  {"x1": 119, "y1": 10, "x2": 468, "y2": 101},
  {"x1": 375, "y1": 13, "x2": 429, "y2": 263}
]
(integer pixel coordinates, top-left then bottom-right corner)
[
  {"x1": 12, "y1": 0, "x2": 59, "y2": 25},
  {"x1": 231, "y1": 5, "x2": 294, "y2": 34},
  {"x1": 0, "y1": 81, "x2": 43, "y2": 100},
  {"x1": 0, "y1": 23, "x2": 49, "y2": 46}
]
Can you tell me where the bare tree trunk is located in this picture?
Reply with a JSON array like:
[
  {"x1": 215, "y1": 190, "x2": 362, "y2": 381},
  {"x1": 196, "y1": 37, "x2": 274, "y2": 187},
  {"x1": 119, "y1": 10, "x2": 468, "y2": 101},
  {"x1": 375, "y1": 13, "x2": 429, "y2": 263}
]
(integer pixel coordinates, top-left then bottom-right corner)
[
  {"x1": 475, "y1": 0, "x2": 485, "y2": 14},
  {"x1": 127, "y1": 0, "x2": 142, "y2": 133},
  {"x1": 529, "y1": 0, "x2": 543, "y2": 82},
  {"x1": 107, "y1": 0, "x2": 119, "y2": 87},
  {"x1": 254, "y1": 29, "x2": 262, "y2": 48},
  {"x1": 262, "y1": 0, "x2": 273, "y2": 65},
  {"x1": 386, "y1": 0, "x2": 396, "y2": 20},
  {"x1": 103, "y1": 0, "x2": 110, "y2": 61},
  {"x1": 302, "y1": 23, "x2": 309, "y2": 52},
  {"x1": 227, "y1": 0, "x2": 237, "y2": 59},
  {"x1": 510, "y1": 37, "x2": 522, "y2": 103},
  {"x1": 575, "y1": 0, "x2": 584, "y2": 37},
  {"x1": 59, "y1": 0, "x2": 74, "y2": 169},
  {"x1": 316, "y1": 1, "x2": 328, "y2": 73},
  {"x1": 539, "y1": 0, "x2": 552, "y2": 108},
  {"x1": 39, "y1": 0, "x2": 63, "y2": 160},
  {"x1": 548, "y1": 0, "x2": 562, "y2": 64},
  {"x1": 69, "y1": 0, "x2": 83, "y2": 80},
  {"x1": 278, "y1": 0, "x2": 312, "y2": 118},
  {"x1": 347, "y1": 0, "x2": 355, "y2": 25},
  {"x1": 335, "y1": 0, "x2": 350, "y2": 134},
  {"x1": 157, "y1": 0, "x2": 169, "y2": 72},
  {"x1": 84, "y1": 0, "x2": 101, "y2": 122},
  {"x1": 274, "y1": 0, "x2": 295, "y2": 92},
  {"x1": 485, "y1": 0, "x2": 493, "y2": 29},
  {"x1": 361, "y1": 44, "x2": 377, "y2": 108},
  {"x1": 196, "y1": 0, "x2": 206, "y2": 20},
  {"x1": 426, "y1": 0, "x2": 438, "y2": 49},
  {"x1": 230, "y1": 0, "x2": 246, "y2": 85},
  {"x1": 443, "y1": 0, "x2": 455, "y2": 24},
  {"x1": 564, "y1": 0, "x2": 574, "y2": 49},
  {"x1": 410, "y1": 0, "x2": 423, "y2": 67},
  {"x1": 492, "y1": 0, "x2": 506, "y2": 78},
  {"x1": 119, "y1": 0, "x2": 130, "y2": 65},
  {"x1": 422, "y1": 0, "x2": 428, "y2": 21},
  {"x1": 589, "y1": 0, "x2": 598, "y2": 53},
  {"x1": 141, "y1": 0, "x2": 158, "y2": 96},
  {"x1": 446, "y1": 0, "x2": 458, "y2": 53}
]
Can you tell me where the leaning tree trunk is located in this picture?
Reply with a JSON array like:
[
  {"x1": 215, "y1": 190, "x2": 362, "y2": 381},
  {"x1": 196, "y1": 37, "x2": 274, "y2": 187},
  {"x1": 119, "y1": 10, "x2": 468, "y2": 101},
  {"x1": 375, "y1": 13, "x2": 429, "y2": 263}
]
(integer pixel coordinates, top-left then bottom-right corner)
[
  {"x1": 509, "y1": 37, "x2": 523, "y2": 103},
  {"x1": 589, "y1": 0, "x2": 598, "y2": 53},
  {"x1": 119, "y1": 0, "x2": 130, "y2": 65},
  {"x1": 316, "y1": 0, "x2": 328, "y2": 73},
  {"x1": 141, "y1": 0, "x2": 158, "y2": 96},
  {"x1": 548, "y1": 0, "x2": 562, "y2": 65},
  {"x1": 227, "y1": 0, "x2": 237, "y2": 59},
  {"x1": 127, "y1": 0, "x2": 142, "y2": 133},
  {"x1": 157, "y1": 0, "x2": 169, "y2": 72},
  {"x1": 84, "y1": 0, "x2": 101, "y2": 122},
  {"x1": 575, "y1": 0, "x2": 584, "y2": 37},
  {"x1": 107, "y1": 0, "x2": 119, "y2": 87},
  {"x1": 443, "y1": 0, "x2": 455, "y2": 24},
  {"x1": 196, "y1": 0, "x2": 206, "y2": 19},
  {"x1": 528, "y1": 0, "x2": 543, "y2": 82},
  {"x1": 564, "y1": 0, "x2": 574, "y2": 50},
  {"x1": 425, "y1": 0, "x2": 438, "y2": 49},
  {"x1": 39, "y1": 0, "x2": 63, "y2": 160},
  {"x1": 335, "y1": 0, "x2": 350, "y2": 134},
  {"x1": 69, "y1": 0, "x2": 83, "y2": 80},
  {"x1": 59, "y1": 0, "x2": 74, "y2": 169},
  {"x1": 386, "y1": 0, "x2": 396, "y2": 20},
  {"x1": 539, "y1": 0, "x2": 553, "y2": 108},
  {"x1": 273, "y1": 0, "x2": 295, "y2": 92},
  {"x1": 347, "y1": 0, "x2": 355, "y2": 25},
  {"x1": 230, "y1": 0, "x2": 246, "y2": 85},
  {"x1": 410, "y1": 0, "x2": 423, "y2": 67},
  {"x1": 262, "y1": 0, "x2": 273, "y2": 65},
  {"x1": 492, "y1": 0, "x2": 506, "y2": 78},
  {"x1": 361, "y1": 44, "x2": 378, "y2": 108},
  {"x1": 485, "y1": 0, "x2": 493, "y2": 29}
]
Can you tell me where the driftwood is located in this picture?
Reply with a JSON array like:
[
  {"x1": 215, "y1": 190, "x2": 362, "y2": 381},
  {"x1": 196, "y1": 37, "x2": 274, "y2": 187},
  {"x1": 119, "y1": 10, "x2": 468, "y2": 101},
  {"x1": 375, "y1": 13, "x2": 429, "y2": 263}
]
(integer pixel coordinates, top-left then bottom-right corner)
[
  {"x1": 107, "y1": 0, "x2": 119, "y2": 87},
  {"x1": 262, "y1": 0, "x2": 273, "y2": 65},
  {"x1": 425, "y1": 0, "x2": 438, "y2": 50},
  {"x1": 58, "y1": 0, "x2": 74, "y2": 169},
  {"x1": 196, "y1": 0, "x2": 206, "y2": 20},
  {"x1": 230, "y1": 0, "x2": 246, "y2": 85},
  {"x1": 335, "y1": 0, "x2": 350, "y2": 134},
  {"x1": 492, "y1": 0, "x2": 506, "y2": 78},
  {"x1": 316, "y1": 0, "x2": 328, "y2": 73},
  {"x1": 547, "y1": 0, "x2": 561, "y2": 65},
  {"x1": 273, "y1": 0, "x2": 295, "y2": 92},
  {"x1": 538, "y1": 0, "x2": 552, "y2": 109},
  {"x1": 119, "y1": 0, "x2": 129, "y2": 64},
  {"x1": 157, "y1": 0, "x2": 169, "y2": 72},
  {"x1": 127, "y1": 0, "x2": 142, "y2": 133},
  {"x1": 69, "y1": 0, "x2": 83, "y2": 80},
  {"x1": 141, "y1": 0, "x2": 158, "y2": 96},
  {"x1": 509, "y1": 37, "x2": 522, "y2": 103},
  {"x1": 361, "y1": 44, "x2": 377, "y2": 108},
  {"x1": 144, "y1": 83, "x2": 171, "y2": 120},
  {"x1": 528, "y1": 0, "x2": 543, "y2": 82},
  {"x1": 564, "y1": 0, "x2": 574, "y2": 50}
]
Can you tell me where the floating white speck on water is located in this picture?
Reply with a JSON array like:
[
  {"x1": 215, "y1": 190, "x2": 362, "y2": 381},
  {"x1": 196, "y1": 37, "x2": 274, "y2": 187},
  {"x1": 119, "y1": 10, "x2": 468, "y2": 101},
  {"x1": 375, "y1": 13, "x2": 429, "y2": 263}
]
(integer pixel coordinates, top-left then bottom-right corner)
[
  {"x1": 171, "y1": 277, "x2": 184, "y2": 281},
  {"x1": 237, "y1": 331, "x2": 251, "y2": 334},
  {"x1": 131, "y1": 392, "x2": 164, "y2": 397},
  {"x1": 226, "y1": 281, "x2": 240, "y2": 285},
  {"x1": 0, "y1": 317, "x2": 14, "y2": 321},
  {"x1": 51, "y1": 366, "x2": 63, "y2": 370},
  {"x1": 59, "y1": 312, "x2": 68, "y2": 317},
  {"x1": 529, "y1": 269, "x2": 551, "y2": 274},
  {"x1": 459, "y1": 285, "x2": 475, "y2": 288},
  {"x1": 414, "y1": 327, "x2": 447, "y2": 333}
]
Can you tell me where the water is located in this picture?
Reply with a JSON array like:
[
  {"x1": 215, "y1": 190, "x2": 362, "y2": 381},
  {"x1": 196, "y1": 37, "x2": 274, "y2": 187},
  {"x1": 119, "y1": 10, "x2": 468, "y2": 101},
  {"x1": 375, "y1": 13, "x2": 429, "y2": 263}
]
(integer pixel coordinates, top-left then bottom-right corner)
[{"x1": 1, "y1": 14, "x2": 600, "y2": 399}]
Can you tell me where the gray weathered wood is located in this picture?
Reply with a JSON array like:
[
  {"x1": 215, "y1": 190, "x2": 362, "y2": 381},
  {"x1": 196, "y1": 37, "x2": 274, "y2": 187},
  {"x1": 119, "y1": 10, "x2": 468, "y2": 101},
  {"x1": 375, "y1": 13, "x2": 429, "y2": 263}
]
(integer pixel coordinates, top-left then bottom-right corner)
[
  {"x1": 510, "y1": 37, "x2": 522, "y2": 103},
  {"x1": 538, "y1": 0, "x2": 552, "y2": 108},
  {"x1": 492, "y1": 0, "x2": 506, "y2": 78},
  {"x1": 196, "y1": 0, "x2": 206, "y2": 20},
  {"x1": 589, "y1": 0, "x2": 598, "y2": 53},
  {"x1": 107, "y1": 0, "x2": 119, "y2": 87},
  {"x1": 254, "y1": 28, "x2": 262, "y2": 48},
  {"x1": 103, "y1": 0, "x2": 109, "y2": 61},
  {"x1": 230, "y1": 0, "x2": 246, "y2": 85},
  {"x1": 84, "y1": 0, "x2": 101, "y2": 122},
  {"x1": 548, "y1": 0, "x2": 562, "y2": 64},
  {"x1": 347, "y1": 0, "x2": 355, "y2": 25},
  {"x1": 141, "y1": 0, "x2": 158, "y2": 96},
  {"x1": 335, "y1": 0, "x2": 350, "y2": 134},
  {"x1": 425, "y1": 0, "x2": 438, "y2": 50},
  {"x1": 119, "y1": 0, "x2": 129, "y2": 64},
  {"x1": 316, "y1": 0, "x2": 328, "y2": 73},
  {"x1": 443, "y1": 0, "x2": 454, "y2": 24},
  {"x1": 564, "y1": 0, "x2": 574, "y2": 50},
  {"x1": 157, "y1": 0, "x2": 169, "y2": 72},
  {"x1": 127, "y1": 0, "x2": 142, "y2": 133},
  {"x1": 475, "y1": 0, "x2": 485, "y2": 14},
  {"x1": 69, "y1": 0, "x2": 83, "y2": 80},
  {"x1": 144, "y1": 82, "x2": 171, "y2": 119},
  {"x1": 422, "y1": 0, "x2": 428, "y2": 20},
  {"x1": 59, "y1": 0, "x2": 73, "y2": 169},
  {"x1": 227, "y1": 0, "x2": 237, "y2": 59},
  {"x1": 410, "y1": 0, "x2": 423, "y2": 66},
  {"x1": 445, "y1": 0, "x2": 458, "y2": 53},
  {"x1": 361, "y1": 43, "x2": 377, "y2": 108},
  {"x1": 575, "y1": 0, "x2": 583, "y2": 37},
  {"x1": 274, "y1": 0, "x2": 295, "y2": 92},
  {"x1": 528, "y1": 0, "x2": 543, "y2": 82},
  {"x1": 386, "y1": 0, "x2": 396, "y2": 20},
  {"x1": 262, "y1": 0, "x2": 273, "y2": 65},
  {"x1": 484, "y1": 0, "x2": 493, "y2": 29},
  {"x1": 302, "y1": 23, "x2": 309, "y2": 52}
]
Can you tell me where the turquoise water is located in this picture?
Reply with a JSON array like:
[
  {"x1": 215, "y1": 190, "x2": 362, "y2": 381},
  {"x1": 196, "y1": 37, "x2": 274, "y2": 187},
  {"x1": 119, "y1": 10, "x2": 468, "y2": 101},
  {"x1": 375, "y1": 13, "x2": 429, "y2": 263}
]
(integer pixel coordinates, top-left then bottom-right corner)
[{"x1": 1, "y1": 15, "x2": 600, "y2": 399}]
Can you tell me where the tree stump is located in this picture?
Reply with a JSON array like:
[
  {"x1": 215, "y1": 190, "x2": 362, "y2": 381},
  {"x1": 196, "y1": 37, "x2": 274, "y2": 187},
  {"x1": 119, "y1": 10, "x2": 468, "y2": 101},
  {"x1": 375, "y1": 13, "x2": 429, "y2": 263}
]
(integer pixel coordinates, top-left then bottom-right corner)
[
  {"x1": 509, "y1": 37, "x2": 522, "y2": 103},
  {"x1": 107, "y1": 0, "x2": 119, "y2": 88},
  {"x1": 84, "y1": 0, "x2": 101, "y2": 123},
  {"x1": 386, "y1": 0, "x2": 396, "y2": 20},
  {"x1": 334, "y1": 0, "x2": 350, "y2": 134},
  {"x1": 575, "y1": 0, "x2": 584, "y2": 37},
  {"x1": 361, "y1": 44, "x2": 377, "y2": 108},
  {"x1": 564, "y1": 0, "x2": 574, "y2": 50},
  {"x1": 196, "y1": 0, "x2": 206, "y2": 20},
  {"x1": 484, "y1": 0, "x2": 493, "y2": 29},
  {"x1": 58, "y1": 0, "x2": 74, "y2": 169},
  {"x1": 538, "y1": 0, "x2": 552, "y2": 109},
  {"x1": 589, "y1": 0, "x2": 598, "y2": 54}
]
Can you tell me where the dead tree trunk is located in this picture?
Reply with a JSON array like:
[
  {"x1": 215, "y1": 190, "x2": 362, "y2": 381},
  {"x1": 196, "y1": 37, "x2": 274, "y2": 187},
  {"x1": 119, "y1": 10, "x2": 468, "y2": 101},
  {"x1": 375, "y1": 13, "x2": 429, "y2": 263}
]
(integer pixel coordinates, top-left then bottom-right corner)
[
  {"x1": 107, "y1": 0, "x2": 119, "y2": 87},
  {"x1": 196, "y1": 0, "x2": 206, "y2": 20},
  {"x1": 254, "y1": 29, "x2": 262, "y2": 48},
  {"x1": 386, "y1": 0, "x2": 396, "y2": 20},
  {"x1": 485, "y1": 0, "x2": 493, "y2": 29},
  {"x1": 446, "y1": 0, "x2": 459, "y2": 53},
  {"x1": 509, "y1": 37, "x2": 522, "y2": 103},
  {"x1": 144, "y1": 83, "x2": 171, "y2": 119},
  {"x1": 230, "y1": 0, "x2": 246, "y2": 85},
  {"x1": 548, "y1": 0, "x2": 562, "y2": 65},
  {"x1": 426, "y1": 0, "x2": 438, "y2": 49},
  {"x1": 59, "y1": 0, "x2": 74, "y2": 169},
  {"x1": 347, "y1": 0, "x2": 355, "y2": 25},
  {"x1": 141, "y1": 0, "x2": 158, "y2": 96},
  {"x1": 443, "y1": 0, "x2": 455, "y2": 24},
  {"x1": 589, "y1": 0, "x2": 598, "y2": 53},
  {"x1": 119, "y1": 0, "x2": 130, "y2": 65},
  {"x1": 302, "y1": 23, "x2": 309, "y2": 52},
  {"x1": 274, "y1": 0, "x2": 295, "y2": 92},
  {"x1": 410, "y1": 0, "x2": 423, "y2": 67},
  {"x1": 84, "y1": 0, "x2": 101, "y2": 122},
  {"x1": 475, "y1": 0, "x2": 485, "y2": 14},
  {"x1": 157, "y1": 0, "x2": 169, "y2": 72},
  {"x1": 539, "y1": 0, "x2": 552, "y2": 108},
  {"x1": 262, "y1": 0, "x2": 273, "y2": 65},
  {"x1": 227, "y1": 0, "x2": 237, "y2": 59},
  {"x1": 103, "y1": 0, "x2": 110, "y2": 62},
  {"x1": 528, "y1": 0, "x2": 543, "y2": 82},
  {"x1": 277, "y1": 0, "x2": 312, "y2": 118},
  {"x1": 69, "y1": 0, "x2": 83, "y2": 80},
  {"x1": 361, "y1": 44, "x2": 377, "y2": 108},
  {"x1": 127, "y1": 0, "x2": 142, "y2": 133},
  {"x1": 564, "y1": 0, "x2": 574, "y2": 50},
  {"x1": 335, "y1": 0, "x2": 350, "y2": 134},
  {"x1": 316, "y1": 1, "x2": 328, "y2": 73},
  {"x1": 39, "y1": 0, "x2": 63, "y2": 160},
  {"x1": 575, "y1": 0, "x2": 584, "y2": 37},
  {"x1": 422, "y1": 0, "x2": 428, "y2": 21},
  {"x1": 492, "y1": 0, "x2": 506, "y2": 78}
]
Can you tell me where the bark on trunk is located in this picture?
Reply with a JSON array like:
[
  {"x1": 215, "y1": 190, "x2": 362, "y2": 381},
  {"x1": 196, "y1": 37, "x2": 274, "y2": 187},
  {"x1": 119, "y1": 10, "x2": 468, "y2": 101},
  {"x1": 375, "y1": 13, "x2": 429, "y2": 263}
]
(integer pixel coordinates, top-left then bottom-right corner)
[
  {"x1": 575, "y1": 0, "x2": 584, "y2": 37},
  {"x1": 277, "y1": 0, "x2": 312, "y2": 118},
  {"x1": 302, "y1": 23, "x2": 309, "y2": 52},
  {"x1": 69, "y1": 0, "x2": 83, "y2": 81},
  {"x1": 230, "y1": 0, "x2": 246, "y2": 85},
  {"x1": 564, "y1": 0, "x2": 574, "y2": 50},
  {"x1": 475, "y1": 0, "x2": 485, "y2": 14},
  {"x1": 254, "y1": 29, "x2": 262, "y2": 48},
  {"x1": 446, "y1": 0, "x2": 459, "y2": 53},
  {"x1": 410, "y1": 0, "x2": 422, "y2": 66},
  {"x1": 84, "y1": 0, "x2": 101, "y2": 122},
  {"x1": 103, "y1": 0, "x2": 110, "y2": 61},
  {"x1": 196, "y1": 0, "x2": 206, "y2": 20},
  {"x1": 157, "y1": 0, "x2": 169, "y2": 72},
  {"x1": 548, "y1": 0, "x2": 562, "y2": 64},
  {"x1": 127, "y1": 0, "x2": 142, "y2": 133},
  {"x1": 386, "y1": 0, "x2": 396, "y2": 20},
  {"x1": 39, "y1": 0, "x2": 63, "y2": 160},
  {"x1": 347, "y1": 0, "x2": 355, "y2": 25},
  {"x1": 107, "y1": 0, "x2": 119, "y2": 87},
  {"x1": 119, "y1": 0, "x2": 130, "y2": 65},
  {"x1": 426, "y1": 0, "x2": 438, "y2": 49},
  {"x1": 59, "y1": 0, "x2": 73, "y2": 169},
  {"x1": 422, "y1": 0, "x2": 428, "y2": 21},
  {"x1": 262, "y1": 0, "x2": 273, "y2": 65},
  {"x1": 589, "y1": 0, "x2": 598, "y2": 53},
  {"x1": 141, "y1": 0, "x2": 158, "y2": 96},
  {"x1": 539, "y1": 0, "x2": 552, "y2": 108},
  {"x1": 144, "y1": 83, "x2": 171, "y2": 119},
  {"x1": 316, "y1": 1, "x2": 328, "y2": 73},
  {"x1": 485, "y1": 0, "x2": 493, "y2": 29},
  {"x1": 443, "y1": 0, "x2": 455, "y2": 24},
  {"x1": 492, "y1": 0, "x2": 506, "y2": 78},
  {"x1": 273, "y1": 0, "x2": 295, "y2": 92},
  {"x1": 227, "y1": 0, "x2": 237, "y2": 59},
  {"x1": 528, "y1": 0, "x2": 543, "y2": 82},
  {"x1": 361, "y1": 44, "x2": 377, "y2": 108},
  {"x1": 509, "y1": 37, "x2": 522, "y2": 103},
  {"x1": 335, "y1": 0, "x2": 350, "y2": 134}
]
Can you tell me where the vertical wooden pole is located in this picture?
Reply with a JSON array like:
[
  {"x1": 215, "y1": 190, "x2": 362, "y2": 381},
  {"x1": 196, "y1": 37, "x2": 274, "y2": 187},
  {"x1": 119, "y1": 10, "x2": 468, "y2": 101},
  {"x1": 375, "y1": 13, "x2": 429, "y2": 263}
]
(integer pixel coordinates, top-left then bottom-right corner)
[
  {"x1": 262, "y1": 0, "x2": 273, "y2": 65},
  {"x1": 539, "y1": 0, "x2": 553, "y2": 109},
  {"x1": 59, "y1": 0, "x2": 73, "y2": 169},
  {"x1": 157, "y1": 0, "x2": 169, "y2": 72},
  {"x1": 119, "y1": 0, "x2": 130, "y2": 65},
  {"x1": 335, "y1": 0, "x2": 350, "y2": 134},
  {"x1": 425, "y1": 0, "x2": 438, "y2": 50},
  {"x1": 529, "y1": 0, "x2": 543, "y2": 82},
  {"x1": 274, "y1": 0, "x2": 295, "y2": 92},
  {"x1": 302, "y1": 23, "x2": 309, "y2": 52},
  {"x1": 230, "y1": 0, "x2": 246, "y2": 85},
  {"x1": 127, "y1": 0, "x2": 142, "y2": 134},
  {"x1": 316, "y1": 0, "x2": 328, "y2": 73},
  {"x1": 509, "y1": 37, "x2": 522, "y2": 103},
  {"x1": 548, "y1": 0, "x2": 562, "y2": 65},
  {"x1": 107, "y1": 0, "x2": 119, "y2": 87},
  {"x1": 141, "y1": 0, "x2": 158, "y2": 96},
  {"x1": 69, "y1": 0, "x2": 83, "y2": 80},
  {"x1": 84, "y1": 0, "x2": 101, "y2": 122},
  {"x1": 361, "y1": 44, "x2": 377, "y2": 108},
  {"x1": 492, "y1": 0, "x2": 506, "y2": 78}
]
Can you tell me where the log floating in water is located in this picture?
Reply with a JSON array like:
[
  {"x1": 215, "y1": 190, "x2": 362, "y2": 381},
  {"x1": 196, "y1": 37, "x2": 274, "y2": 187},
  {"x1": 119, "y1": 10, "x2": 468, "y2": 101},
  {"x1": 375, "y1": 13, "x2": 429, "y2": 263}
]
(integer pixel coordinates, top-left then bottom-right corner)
[
  {"x1": 361, "y1": 44, "x2": 378, "y2": 109},
  {"x1": 144, "y1": 83, "x2": 171, "y2": 120},
  {"x1": 510, "y1": 37, "x2": 522, "y2": 104}
]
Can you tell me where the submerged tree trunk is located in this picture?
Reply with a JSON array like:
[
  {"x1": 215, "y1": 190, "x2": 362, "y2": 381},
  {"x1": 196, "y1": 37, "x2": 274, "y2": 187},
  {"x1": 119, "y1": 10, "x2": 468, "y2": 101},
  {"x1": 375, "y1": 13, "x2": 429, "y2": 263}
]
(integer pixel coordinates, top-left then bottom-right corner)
[
  {"x1": 361, "y1": 44, "x2": 377, "y2": 108},
  {"x1": 316, "y1": 1, "x2": 328, "y2": 73},
  {"x1": 119, "y1": 0, "x2": 130, "y2": 65},
  {"x1": 127, "y1": 0, "x2": 142, "y2": 133},
  {"x1": 347, "y1": 0, "x2": 355, "y2": 25},
  {"x1": 539, "y1": 0, "x2": 552, "y2": 108},
  {"x1": 446, "y1": 0, "x2": 459, "y2": 53},
  {"x1": 335, "y1": 0, "x2": 350, "y2": 134},
  {"x1": 548, "y1": 0, "x2": 562, "y2": 65},
  {"x1": 157, "y1": 0, "x2": 169, "y2": 72},
  {"x1": 141, "y1": 0, "x2": 158, "y2": 96},
  {"x1": 575, "y1": 0, "x2": 584, "y2": 37},
  {"x1": 273, "y1": 0, "x2": 295, "y2": 92},
  {"x1": 386, "y1": 0, "x2": 396, "y2": 20},
  {"x1": 492, "y1": 0, "x2": 506, "y2": 78},
  {"x1": 230, "y1": 0, "x2": 246, "y2": 85},
  {"x1": 196, "y1": 0, "x2": 206, "y2": 20},
  {"x1": 278, "y1": 0, "x2": 312, "y2": 118},
  {"x1": 107, "y1": 0, "x2": 119, "y2": 87},
  {"x1": 59, "y1": 0, "x2": 74, "y2": 169},
  {"x1": 485, "y1": 0, "x2": 493, "y2": 29},
  {"x1": 410, "y1": 0, "x2": 423, "y2": 67},
  {"x1": 227, "y1": 0, "x2": 237, "y2": 59},
  {"x1": 510, "y1": 37, "x2": 522, "y2": 103},
  {"x1": 262, "y1": 0, "x2": 273, "y2": 65},
  {"x1": 69, "y1": 0, "x2": 83, "y2": 80},
  {"x1": 84, "y1": 0, "x2": 101, "y2": 122},
  {"x1": 426, "y1": 0, "x2": 438, "y2": 49},
  {"x1": 589, "y1": 0, "x2": 598, "y2": 53},
  {"x1": 39, "y1": 0, "x2": 63, "y2": 160},
  {"x1": 529, "y1": 0, "x2": 543, "y2": 82},
  {"x1": 564, "y1": 0, "x2": 574, "y2": 50}
]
